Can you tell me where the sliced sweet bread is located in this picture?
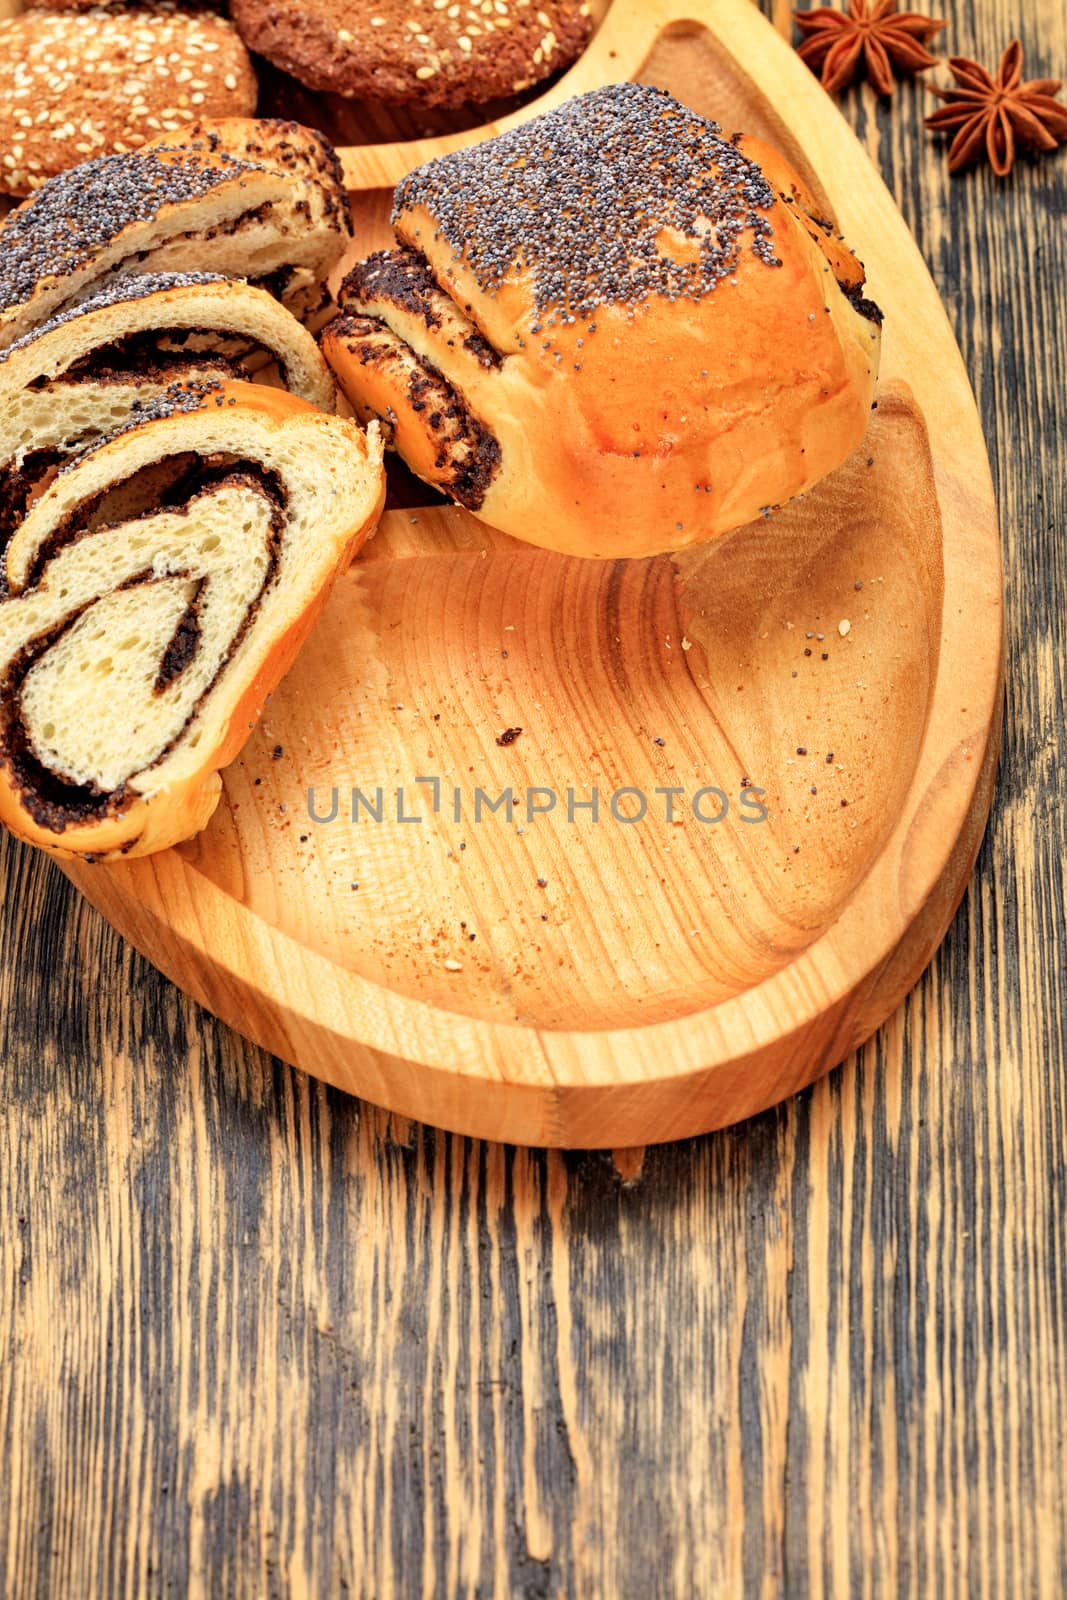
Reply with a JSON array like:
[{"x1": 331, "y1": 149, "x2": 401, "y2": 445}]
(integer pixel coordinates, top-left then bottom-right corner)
[
  {"x1": 0, "y1": 378, "x2": 384, "y2": 860},
  {"x1": 149, "y1": 117, "x2": 350, "y2": 220},
  {"x1": 0, "y1": 118, "x2": 353, "y2": 349},
  {"x1": 0, "y1": 271, "x2": 339, "y2": 589},
  {"x1": 147, "y1": 118, "x2": 353, "y2": 332}
]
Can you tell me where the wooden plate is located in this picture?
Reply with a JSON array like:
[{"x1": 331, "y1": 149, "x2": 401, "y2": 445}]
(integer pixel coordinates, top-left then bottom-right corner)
[{"x1": 63, "y1": 0, "x2": 1002, "y2": 1148}]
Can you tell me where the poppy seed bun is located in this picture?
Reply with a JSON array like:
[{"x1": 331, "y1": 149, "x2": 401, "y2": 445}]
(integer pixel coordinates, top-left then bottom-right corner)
[
  {"x1": 229, "y1": 0, "x2": 592, "y2": 110},
  {"x1": 323, "y1": 83, "x2": 882, "y2": 561}
]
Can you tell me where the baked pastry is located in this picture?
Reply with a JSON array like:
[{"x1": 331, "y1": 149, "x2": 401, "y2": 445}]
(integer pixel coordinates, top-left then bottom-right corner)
[
  {"x1": 323, "y1": 82, "x2": 883, "y2": 560},
  {"x1": 29, "y1": 1, "x2": 225, "y2": 9},
  {"x1": 0, "y1": 379, "x2": 385, "y2": 861},
  {"x1": 0, "y1": 8, "x2": 257, "y2": 196},
  {"x1": 229, "y1": 0, "x2": 593, "y2": 110},
  {"x1": 0, "y1": 118, "x2": 353, "y2": 348},
  {"x1": 0, "y1": 268, "x2": 337, "y2": 411},
  {"x1": 0, "y1": 270, "x2": 339, "y2": 584},
  {"x1": 145, "y1": 117, "x2": 355, "y2": 329}
]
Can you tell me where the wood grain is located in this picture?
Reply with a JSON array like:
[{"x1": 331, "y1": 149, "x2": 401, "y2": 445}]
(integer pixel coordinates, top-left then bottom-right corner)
[
  {"x1": 63, "y1": 0, "x2": 1002, "y2": 1148},
  {"x1": 2, "y1": 0, "x2": 1066, "y2": 1593}
]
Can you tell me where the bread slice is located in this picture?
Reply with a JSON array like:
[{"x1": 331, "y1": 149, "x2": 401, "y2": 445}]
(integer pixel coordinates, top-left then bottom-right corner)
[
  {"x1": 150, "y1": 119, "x2": 351, "y2": 335},
  {"x1": 0, "y1": 119, "x2": 352, "y2": 349},
  {"x1": 0, "y1": 271, "x2": 339, "y2": 590},
  {"x1": 149, "y1": 116, "x2": 350, "y2": 220},
  {"x1": 0, "y1": 269, "x2": 337, "y2": 443},
  {"x1": 0, "y1": 378, "x2": 384, "y2": 860}
]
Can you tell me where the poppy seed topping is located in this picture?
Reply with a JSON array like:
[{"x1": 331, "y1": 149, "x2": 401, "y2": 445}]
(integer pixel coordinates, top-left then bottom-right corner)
[
  {"x1": 0, "y1": 150, "x2": 252, "y2": 316},
  {"x1": 393, "y1": 82, "x2": 783, "y2": 325},
  {"x1": 0, "y1": 272, "x2": 230, "y2": 365}
]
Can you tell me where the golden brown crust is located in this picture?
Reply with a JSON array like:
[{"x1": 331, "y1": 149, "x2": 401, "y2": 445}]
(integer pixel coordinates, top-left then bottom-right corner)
[
  {"x1": 737, "y1": 135, "x2": 867, "y2": 292},
  {"x1": 0, "y1": 9, "x2": 258, "y2": 196},
  {"x1": 325, "y1": 85, "x2": 882, "y2": 560},
  {"x1": 229, "y1": 0, "x2": 592, "y2": 109}
]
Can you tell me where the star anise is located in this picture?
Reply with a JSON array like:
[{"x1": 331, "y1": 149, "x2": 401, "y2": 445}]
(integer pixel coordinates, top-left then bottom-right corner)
[
  {"x1": 925, "y1": 41, "x2": 1067, "y2": 177},
  {"x1": 794, "y1": 0, "x2": 946, "y2": 97}
]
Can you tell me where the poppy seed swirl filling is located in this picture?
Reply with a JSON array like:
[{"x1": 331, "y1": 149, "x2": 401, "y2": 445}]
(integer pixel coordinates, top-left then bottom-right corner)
[
  {"x1": 0, "y1": 379, "x2": 384, "y2": 851},
  {"x1": 0, "y1": 458, "x2": 285, "y2": 832},
  {"x1": 329, "y1": 310, "x2": 502, "y2": 510},
  {"x1": 0, "y1": 272, "x2": 338, "y2": 591}
]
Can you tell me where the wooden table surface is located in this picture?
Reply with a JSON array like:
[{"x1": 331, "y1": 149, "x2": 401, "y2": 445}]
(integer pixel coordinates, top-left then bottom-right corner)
[{"x1": 2, "y1": 1, "x2": 1065, "y2": 1594}]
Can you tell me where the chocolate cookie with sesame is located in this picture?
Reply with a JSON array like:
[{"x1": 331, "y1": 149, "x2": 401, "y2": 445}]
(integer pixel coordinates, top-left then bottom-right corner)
[
  {"x1": 0, "y1": 7, "x2": 257, "y2": 196},
  {"x1": 228, "y1": 0, "x2": 593, "y2": 110}
]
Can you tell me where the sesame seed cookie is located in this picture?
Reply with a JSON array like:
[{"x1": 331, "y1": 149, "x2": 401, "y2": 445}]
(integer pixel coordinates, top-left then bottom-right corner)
[
  {"x1": 228, "y1": 0, "x2": 593, "y2": 110},
  {"x1": 0, "y1": 8, "x2": 258, "y2": 195},
  {"x1": 25, "y1": 2, "x2": 225, "y2": 11}
]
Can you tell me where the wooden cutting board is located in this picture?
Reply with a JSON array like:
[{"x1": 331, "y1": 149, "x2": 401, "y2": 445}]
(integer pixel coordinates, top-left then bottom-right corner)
[{"x1": 63, "y1": 0, "x2": 1003, "y2": 1148}]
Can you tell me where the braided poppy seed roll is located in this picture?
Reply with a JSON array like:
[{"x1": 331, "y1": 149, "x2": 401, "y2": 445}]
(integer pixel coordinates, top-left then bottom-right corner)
[
  {"x1": 323, "y1": 83, "x2": 882, "y2": 561},
  {"x1": 0, "y1": 380, "x2": 384, "y2": 861}
]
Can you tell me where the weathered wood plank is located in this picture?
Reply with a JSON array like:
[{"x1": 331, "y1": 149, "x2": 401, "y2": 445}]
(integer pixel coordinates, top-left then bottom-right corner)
[{"x1": 2, "y1": 0, "x2": 1066, "y2": 1593}]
